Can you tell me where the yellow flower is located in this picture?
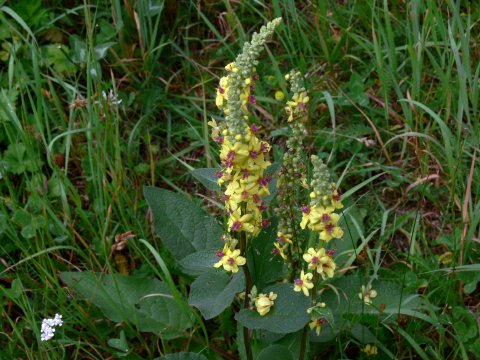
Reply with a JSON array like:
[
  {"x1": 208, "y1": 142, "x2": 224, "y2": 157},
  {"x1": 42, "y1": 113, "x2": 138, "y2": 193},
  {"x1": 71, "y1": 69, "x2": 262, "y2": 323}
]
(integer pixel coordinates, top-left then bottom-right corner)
[
  {"x1": 293, "y1": 271, "x2": 314, "y2": 296},
  {"x1": 286, "y1": 91, "x2": 309, "y2": 121},
  {"x1": 358, "y1": 285, "x2": 377, "y2": 305},
  {"x1": 275, "y1": 90, "x2": 285, "y2": 101},
  {"x1": 309, "y1": 317, "x2": 327, "y2": 336},
  {"x1": 227, "y1": 209, "x2": 254, "y2": 233},
  {"x1": 255, "y1": 292, "x2": 277, "y2": 316},
  {"x1": 438, "y1": 251, "x2": 452, "y2": 265},
  {"x1": 319, "y1": 214, "x2": 344, "y2": 242},
  {"x1": 277, "y1": 232, "x2": 293, "y2": 245},
  {"x1": 273, "y1": 242, "x2": 287, "y2": 260},
  {"x1": 216, "y1": 76, "x2": 230, "y2": 109},
  {"x1": 225, "y1": 62, "x2": 236, "y2": 72},
  {"x1": 302, "y1": 248, "x2": 336, "y2": 279},
  {"x1": 213, "y1": 245, "x2": 246, "y2": 273},
  {"x1": 362, "y1": 344, "x2": 378, "y2": 356},
  {"x1": 331, "y1": 189, "x2": 343, "y2": 209},
  {"x1": 300, "y1": 205, "x2": 333, "y2": 230}
]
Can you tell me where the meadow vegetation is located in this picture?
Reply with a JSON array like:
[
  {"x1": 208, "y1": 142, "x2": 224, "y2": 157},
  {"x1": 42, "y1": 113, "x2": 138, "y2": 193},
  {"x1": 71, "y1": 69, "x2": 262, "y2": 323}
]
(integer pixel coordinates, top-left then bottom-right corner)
[{"x1": 0, "y1": 1, "x2": 479, "y2": 359}]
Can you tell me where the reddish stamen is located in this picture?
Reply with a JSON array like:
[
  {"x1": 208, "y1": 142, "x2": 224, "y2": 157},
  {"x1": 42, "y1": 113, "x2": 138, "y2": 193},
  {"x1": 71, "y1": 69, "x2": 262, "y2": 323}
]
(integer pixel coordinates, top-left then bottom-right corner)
[
  {"x1": 231, "y1": 221, "x2": 242, "y2": 231},
  {"x1": 321, "y1": 214, "x2": 331, "y2": 222},
  {"x1": 326, "y1": 249, "x2": 336, "y2": 256},
  {"x1": 325, "y1": 223, "x2": 335, "y2": 234}
]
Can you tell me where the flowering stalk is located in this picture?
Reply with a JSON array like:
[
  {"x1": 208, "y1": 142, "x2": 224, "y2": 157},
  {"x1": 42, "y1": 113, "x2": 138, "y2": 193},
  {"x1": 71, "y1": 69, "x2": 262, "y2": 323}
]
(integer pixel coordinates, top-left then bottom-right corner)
[
  {"x1": 274, "y1": 70, "x2": 308, "y2": 271},
  {"x1": 272, "y1": 71, "x2": 344, "y2": 358},
  {"x1": 211, "y1": 18, "x2": 282, "y2": 360}
]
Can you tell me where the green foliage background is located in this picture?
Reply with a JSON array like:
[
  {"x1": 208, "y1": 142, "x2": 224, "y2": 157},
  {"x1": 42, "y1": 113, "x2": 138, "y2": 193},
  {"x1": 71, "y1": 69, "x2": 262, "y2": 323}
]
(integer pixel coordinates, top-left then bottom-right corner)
[{"x1": 0, "y1": 0, "x2": 479, "y2": 359}]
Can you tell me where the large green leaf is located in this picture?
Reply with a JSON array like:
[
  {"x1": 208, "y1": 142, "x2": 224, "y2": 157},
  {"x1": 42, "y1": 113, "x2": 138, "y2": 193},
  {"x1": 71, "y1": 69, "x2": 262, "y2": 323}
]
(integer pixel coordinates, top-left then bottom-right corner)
[
  {"x1": 257, "y1": 345, "x2": 294, "y2": 360},
  {"x1": 61, "y1": 272, "x2": 192, "y2": 338},
  {"x1": 188, "y1": 270, "x2": 245, "y2": 320},
  {"x1": 235, "y1": 284, "x2": 310, "y2": 334},
  {"x1": 144, "y1": 187, "x2": 223, "y2": 260},
  {"x1": 157, "y1": 353, "x2": 208, "y2": 360}
]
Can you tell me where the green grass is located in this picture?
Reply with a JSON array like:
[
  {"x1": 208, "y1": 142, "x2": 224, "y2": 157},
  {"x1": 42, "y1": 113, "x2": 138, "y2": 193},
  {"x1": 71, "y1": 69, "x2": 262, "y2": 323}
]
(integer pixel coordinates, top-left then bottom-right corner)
[{"x1": 0, "y1": 0, "x2": 479, "y2": 359}]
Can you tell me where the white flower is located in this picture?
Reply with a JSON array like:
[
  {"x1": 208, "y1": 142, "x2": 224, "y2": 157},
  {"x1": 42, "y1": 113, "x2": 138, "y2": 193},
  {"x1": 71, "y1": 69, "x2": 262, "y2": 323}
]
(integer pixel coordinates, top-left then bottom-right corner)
[
  {"x1": 41, "y1": 314, "x2": 63, "y2": 341},
  {"x1": 102, "y1": 89, "x2": 122, "y2": 105}
]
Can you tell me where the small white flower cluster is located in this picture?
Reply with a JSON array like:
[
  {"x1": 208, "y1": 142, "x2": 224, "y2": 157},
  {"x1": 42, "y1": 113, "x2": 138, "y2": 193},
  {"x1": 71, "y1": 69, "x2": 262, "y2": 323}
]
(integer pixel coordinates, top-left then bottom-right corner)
[
  {"x1": 41, "y1": 314, "x2": 63, "y2": 341},
  {"x1": 102, "y1": 89, "x2": 122, "y2": 106}
]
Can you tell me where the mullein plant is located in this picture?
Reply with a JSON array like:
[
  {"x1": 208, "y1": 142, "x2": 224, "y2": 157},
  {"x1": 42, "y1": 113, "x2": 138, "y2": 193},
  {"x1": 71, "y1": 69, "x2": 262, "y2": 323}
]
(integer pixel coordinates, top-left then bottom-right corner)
[
  {"x1": 210, "y1": 18, "x2": 282, "y2": 360},
  {"x1": 210, "y1": 19, "x2": 344, "y2": 359}
]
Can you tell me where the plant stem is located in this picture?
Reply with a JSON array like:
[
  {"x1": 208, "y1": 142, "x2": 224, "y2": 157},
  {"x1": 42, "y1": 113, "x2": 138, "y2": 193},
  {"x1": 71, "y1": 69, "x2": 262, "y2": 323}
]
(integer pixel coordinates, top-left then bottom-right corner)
[
  {"x1": 298, "y1": 273, "x2": 318, "y2": 360},
  {"x1": 298, "y1": 325, "x2": 308, "y2": 360},
  {"x1": 239, "y1": 230, "x2": 253, "y2": 360}
]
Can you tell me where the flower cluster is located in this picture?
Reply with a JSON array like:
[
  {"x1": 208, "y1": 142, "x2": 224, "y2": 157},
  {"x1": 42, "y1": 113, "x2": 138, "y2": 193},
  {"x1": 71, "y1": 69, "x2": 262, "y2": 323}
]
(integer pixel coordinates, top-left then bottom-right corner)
[
  {"x1": 294, "y1": 156, "x2": 343, "y2": 298},
  {"x1": 212, "y1": 19, "x2": 282, "y2": 275},
  {"x1": 213, "y1": 121, "x2": 272, "y2": 237},
  {"x1": 363, "y1": 344, "x2": 378, "y2": 356},
  {"x1": 359, "y1": 284, "x2": 378, "y2": 305},
  {"x1": 303, "y1": 247, "x2": 336, "y2": 280},
  {"x1": 284, "y1": 70, "x2": 309, "y2": 123},
  {"x1": 40, "y1": 313, "x2": 63, "y2": 341},
  {"x1": 300, "y1": 155, "x2": 344, "y2": 242}
]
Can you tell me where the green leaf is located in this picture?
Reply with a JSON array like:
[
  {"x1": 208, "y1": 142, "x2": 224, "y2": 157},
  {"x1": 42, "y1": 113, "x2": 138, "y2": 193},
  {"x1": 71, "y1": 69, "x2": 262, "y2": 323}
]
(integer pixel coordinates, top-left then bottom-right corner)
[
  {"x1": 94, "y1": 42, "x2": 116, "y2": 59},
  {"x1": 190, "y1": 168, "x2": 220, "y2": 191},
  {"x1": 247, "y1": 223, "x2": 285, "y2": 289},
  {"x1": 20, "y1": 224, "x2": 36, "y2": 239},
  {"x1": 235, "y1": 284, "x2": 310, "y2": 334},
  {"x1": 188, "y1": 270, "x2": 245, "y2": 320},
  {"x1": 12, "y1": 209, "x2": 32, "y2": 228},
  {"x1": 0, "y1": 87, "x2": 19, "y2": 122},
  {"x1": 107, "y1": 330, "x2": 129, "y2": 352},
  {"x1": 157, "y1": 353, "x2": 207, "y2": 360},
  {"x1": 264, "y1": 162, "x2": 281, "y2": 204},
  {"x1": 3, "y1": 143, "x2": 42, "y2": 174},
  {"x1": 41, "y1": 44, "x2": 76, "y2": 75},
  {"x1": 257, "y1": 344, "x2": 294, "y2": 360},
  {"x1": 60, "y1": 272, "x2": 192, "y2": 338},
  {"x1": 179, "y1": 249, "x2": 218, "y2": 276},
  {"x1": 350, "y1": 323, "x2": 377, "y2": 344},
  {"x1": 144, "y1": 187, "x2": 223, "y2": 260},
  {"x1": 3, "y1": 278, "x2": 23, "y2": 299},
  {"x1": 69, "y1": 35, "x2": 87, "y2": 64}
]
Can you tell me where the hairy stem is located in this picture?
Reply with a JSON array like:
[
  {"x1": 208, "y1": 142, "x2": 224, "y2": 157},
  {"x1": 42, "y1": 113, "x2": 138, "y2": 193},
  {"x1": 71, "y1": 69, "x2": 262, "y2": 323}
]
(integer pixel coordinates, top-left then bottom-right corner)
[{"x1": 240, "y1": 230, "x2": 253, "y2": 360}]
